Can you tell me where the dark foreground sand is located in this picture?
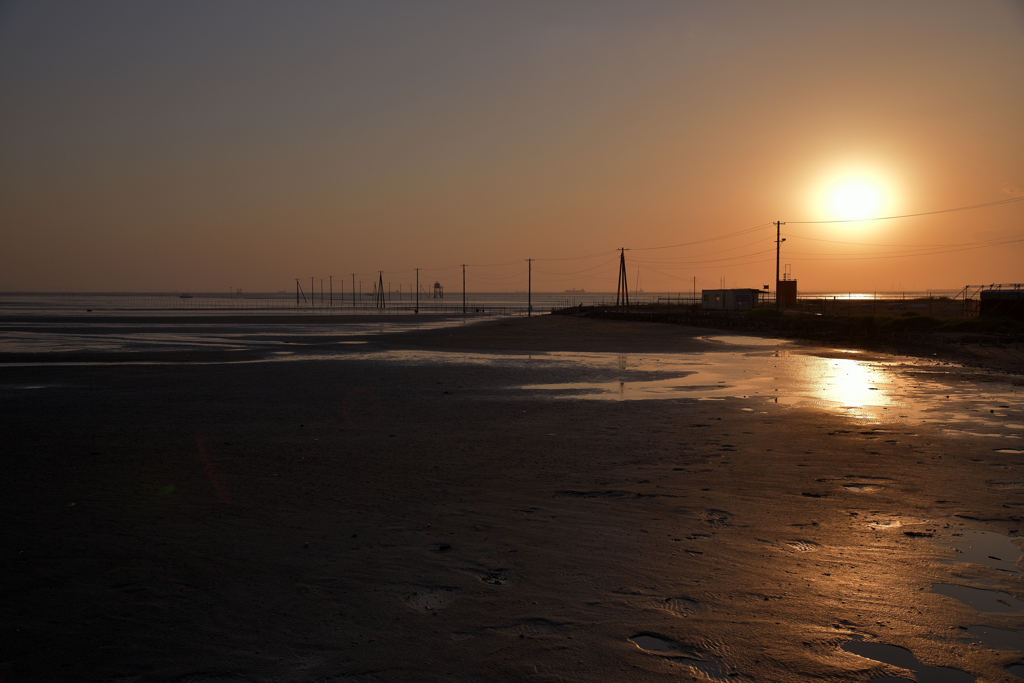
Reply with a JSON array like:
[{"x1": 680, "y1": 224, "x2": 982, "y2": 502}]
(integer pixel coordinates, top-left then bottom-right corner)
[{"x1": 3, "y1": 315, "x2": 1024, "y2": 682}]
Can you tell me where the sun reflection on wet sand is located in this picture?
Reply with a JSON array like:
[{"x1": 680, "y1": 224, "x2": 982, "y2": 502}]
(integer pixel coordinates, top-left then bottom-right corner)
[
  {"x1": 513, "y1": 348, "x2": 1021, "y2": 429},
  {"x1": 794, "y1": 357, "x2": 896, "y2": 420}
]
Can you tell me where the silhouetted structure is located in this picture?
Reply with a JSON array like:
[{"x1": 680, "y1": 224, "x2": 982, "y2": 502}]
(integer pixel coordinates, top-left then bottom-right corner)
[
  {"x1": 433, "y1": 281, "x2": 443, "y2": 298},
  {"x1": 375, "y1": 272, "x2": 385, "y2": 309},
  {"x1": 777, "y1": 279, "x2": 797, "y2": 308},
  {"x1": 980, "y1": 285, "x2": 1023, "y2": 318},
  {"x1": 616, "y1": 248, "x2": 629, "y2": 307},
  {"x1": 702, "y1": 288, "x2": 762, "y2": 311}
]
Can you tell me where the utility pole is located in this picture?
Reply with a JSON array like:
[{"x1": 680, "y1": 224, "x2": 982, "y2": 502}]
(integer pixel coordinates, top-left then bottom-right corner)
[
  {"x1": 775, "y1": 220, "x2": 786, "y2": 310},
  {"x1": 462, "y1": 264, "x2": 466, "y2": 316},
  {"x1": 526, "y1": 258, "x2": 532, "y2": 317},
  {"x1": 616, "y1": 248, "x2": 630, "y2": 308},
  {"x1": 352, "y1": 274, "x2": 356, "y2": 308},
  {"x1": 329, "y1": 276, "x2": 333, "y2": 307},
  {"x1": 295, "y1": 278, "x2": 299, "y2": 307},
  {"x1": 376, "y1": 271, "x2": 385, "y2": 309},
  {"x1": 311, "y1": 277, "x2": 315, "y2": 310},
  {"x1": 415, "y1": 268, "x2": 420, "y2": 314}
]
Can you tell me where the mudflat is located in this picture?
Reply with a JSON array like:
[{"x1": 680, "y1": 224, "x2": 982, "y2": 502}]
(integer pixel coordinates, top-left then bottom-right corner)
[{"x1": 2, "y1": 314, "x2": 1024, "y2": 682}]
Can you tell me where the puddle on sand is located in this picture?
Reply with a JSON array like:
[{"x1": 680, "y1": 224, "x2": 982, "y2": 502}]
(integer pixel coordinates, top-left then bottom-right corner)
[
  {"x1": 932, "y1": 584, "x2": 1024, "y2": 613},
  {"x1": 630, "y1": 635, "x2": 678, "y2": 654},
  {"x1": 1009, "y1": 663, "x2": 1024, "y2": 678},
  {"x1": 516, "y1": 348, "x2": 1024, "y2": 427},
  {"x1": 842, "y1": 639, "x2": 975, "y2": 682},
  {"x1": 937, "y1": 529, "x2": 1022, "y2": 575},
  {"x1": 699, "y1": 335, "x2": 791, "y2": 347},
  {"x1": 967, "y1": 625, "x2": 1024, "y2": 651}
]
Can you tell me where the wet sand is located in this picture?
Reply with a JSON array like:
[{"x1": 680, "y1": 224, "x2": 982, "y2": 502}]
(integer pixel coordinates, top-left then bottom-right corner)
[{"x1": 3, "y1": 315, "x2": 1024, "y2": 682}]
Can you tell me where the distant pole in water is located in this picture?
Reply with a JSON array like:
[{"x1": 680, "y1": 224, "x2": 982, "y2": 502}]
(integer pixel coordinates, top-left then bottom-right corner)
[
  {"x1": 616, "y1": 248, "x2": 630, "y2": 308},
  {"x1": 528, "y1": 258, "x2": 534, "y2": 316},
  {"x1": 415, "y1": 268, "x2": 419, "y2": 314}
]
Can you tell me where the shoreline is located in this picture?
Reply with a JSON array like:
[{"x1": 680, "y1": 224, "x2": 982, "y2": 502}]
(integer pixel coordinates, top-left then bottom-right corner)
[
  {"x1": 1, "y1": 311, "x2": 1022, "y2": 375},
  {"x1": 561, "y1": 308, "x2": 1024, "y2": 376}
]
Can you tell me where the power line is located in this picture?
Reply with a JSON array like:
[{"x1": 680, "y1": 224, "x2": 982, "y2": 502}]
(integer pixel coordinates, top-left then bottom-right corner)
[
  {"x1": 782, "y1": 231, "x2": 1024, "y2": 249},
  {"x1": 788, "y1": 195, "x2": 1024, "y2": 224},
  {"x1": 787, "y1": 237, "x2": 1024, "y2": 261},
  {"x1": 534, "y1": 249, "x2": 619, "y2": 262},
  {"x1": 631, "y1": 223, "x2": 773, "y2": 251}
]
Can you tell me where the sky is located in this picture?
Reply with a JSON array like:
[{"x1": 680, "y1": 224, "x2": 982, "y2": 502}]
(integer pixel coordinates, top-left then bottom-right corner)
[{"x1": 1, "y1": 1, "x2": 1022, "y2": 294}]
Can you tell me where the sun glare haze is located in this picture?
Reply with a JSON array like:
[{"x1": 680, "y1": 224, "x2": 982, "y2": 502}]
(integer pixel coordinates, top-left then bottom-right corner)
[{"x1": 829, "y1": 183, "x2": 884, "y2": 221}]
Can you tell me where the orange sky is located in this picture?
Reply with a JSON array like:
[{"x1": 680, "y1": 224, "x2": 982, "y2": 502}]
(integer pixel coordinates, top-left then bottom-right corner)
[{"x1": 1, "y1": 1, "x2": 1022, "y2": 293}]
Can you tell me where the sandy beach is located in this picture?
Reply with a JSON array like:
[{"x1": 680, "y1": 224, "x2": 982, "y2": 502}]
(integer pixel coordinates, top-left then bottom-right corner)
[{"x1": 3, "y1": 314, "x2": 1024, "y2": 682}]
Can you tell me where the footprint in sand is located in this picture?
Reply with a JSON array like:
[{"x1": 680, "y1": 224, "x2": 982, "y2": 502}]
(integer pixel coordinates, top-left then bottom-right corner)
[
  {"x1": 638, "y1": 596, "x2": 701, "y2": 617},
  {"x1": 704, "y1": 509, "x2": 733, "y2": 528},
  {"x1": 478, "y1": 568, "x2": 517, "y2": 586},
  {"x1": 405, "y1": 587, "x2": 457, "y2": 612},
  {"x1": 629, "y1": 633, "x2": 739, "y2": 681},
  {"x1": 490, "y1": 618, "x2": 564, "y2": 637},
  {"x1": 786, "y1": 540, "x2": 820, "y2": 552}
]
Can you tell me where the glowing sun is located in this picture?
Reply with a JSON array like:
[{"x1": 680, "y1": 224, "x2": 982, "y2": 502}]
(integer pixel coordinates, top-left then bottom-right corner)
[{"x1": 829, "y1": 183, "x2": 883, "y2": 221}]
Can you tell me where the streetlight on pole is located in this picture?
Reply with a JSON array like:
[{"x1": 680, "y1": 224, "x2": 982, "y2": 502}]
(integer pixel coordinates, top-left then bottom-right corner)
[{"x1": 775, "y1": 220, "x2": 786, "y2": 310}]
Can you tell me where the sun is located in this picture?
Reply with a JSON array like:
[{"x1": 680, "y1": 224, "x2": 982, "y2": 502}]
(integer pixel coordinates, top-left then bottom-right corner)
[{"x1": 829, "y1": 182, "x2": 883, "y2": 221}]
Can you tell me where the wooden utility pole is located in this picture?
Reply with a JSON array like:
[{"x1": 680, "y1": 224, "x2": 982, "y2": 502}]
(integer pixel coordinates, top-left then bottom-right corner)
[
  {"x1": 415, "y1": 268, "x2": 420, "y2": 314},
  {"x1": 462, "y1": 264, "x2": 466, "y2": 316},
  {"x1": 775, "y1": 221, "x2": 787, "y2": 309},
  {"x1": 329, "y1": 276, "x2": 333, "y2": 307},
  {"x1": 311, "y1": 277, "x2": 315, "y2": 310},
  {"x1": 527, "y1": 258, "x2": 532, "y2": 317}
]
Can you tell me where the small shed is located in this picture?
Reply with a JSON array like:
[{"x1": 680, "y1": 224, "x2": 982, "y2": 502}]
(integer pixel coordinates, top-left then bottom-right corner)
[
  {"x1": 980, "y1": 287, "x2": 1024, "y2": 319},
  {"x1": 702, "y1": 288, "x2": 762, "y2": 311}
]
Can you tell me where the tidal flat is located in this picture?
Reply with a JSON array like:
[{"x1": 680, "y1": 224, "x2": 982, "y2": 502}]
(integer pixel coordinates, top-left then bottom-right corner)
[{"x1": 2, "y1": 314, "x2": 1024, "y2": 682}]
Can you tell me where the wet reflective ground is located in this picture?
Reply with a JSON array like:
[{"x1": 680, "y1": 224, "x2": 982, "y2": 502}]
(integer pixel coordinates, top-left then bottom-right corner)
[{"x1": 3, "y1": 318, "x2": 1024, "y2": 682}]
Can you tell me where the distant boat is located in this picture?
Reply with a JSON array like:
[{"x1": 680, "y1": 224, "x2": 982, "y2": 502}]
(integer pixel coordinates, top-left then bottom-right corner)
[
  {"x1": 179, "y1": 293, "x2": 193, "y2": 299},
  {"x1": 565, "y1": 288, "x2": 585, "y2": 293}
]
